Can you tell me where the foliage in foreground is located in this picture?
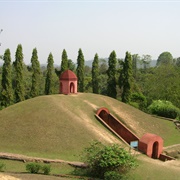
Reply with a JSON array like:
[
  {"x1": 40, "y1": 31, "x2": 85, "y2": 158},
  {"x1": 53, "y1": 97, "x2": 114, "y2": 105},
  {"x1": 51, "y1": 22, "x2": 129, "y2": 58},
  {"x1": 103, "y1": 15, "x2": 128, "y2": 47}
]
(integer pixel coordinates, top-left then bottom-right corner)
[
  {"x1": 26, "y1": 162, "x2": 51, "y2": 175},
  {"x1": 0, "y1": 162, "x2": 6, "y2": 172},
  {"x1": 80, "y1": 141, "x2": 137, "y2": 179},
  {"x1": 148, "y1": 100, "x2": 180, "y2": 120}
]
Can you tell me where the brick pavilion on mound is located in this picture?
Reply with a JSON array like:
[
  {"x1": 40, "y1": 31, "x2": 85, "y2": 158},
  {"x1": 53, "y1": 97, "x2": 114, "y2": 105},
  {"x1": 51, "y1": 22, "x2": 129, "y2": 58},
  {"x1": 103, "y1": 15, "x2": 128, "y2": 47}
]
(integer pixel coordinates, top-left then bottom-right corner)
[{"x1": 59, "y1": 70, "x2": 78, "y2": 95}]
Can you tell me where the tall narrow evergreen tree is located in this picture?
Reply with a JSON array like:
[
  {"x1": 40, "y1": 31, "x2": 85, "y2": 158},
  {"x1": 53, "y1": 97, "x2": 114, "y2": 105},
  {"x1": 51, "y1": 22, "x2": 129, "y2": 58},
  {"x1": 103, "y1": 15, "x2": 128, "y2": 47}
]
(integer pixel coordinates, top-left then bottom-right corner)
[
  {"x1": 107, "y1": 50, "x2": 117, "y2": 98},
  {"x1": 45, "y1": 53, "x2": 54, "y2": 95},
  {"x1": 1, "y1": 49, "x2": 13, "y2": 107},
  {"x1": 60, "y1": 49, "x2": 68, "y2": 74},
  {"x1": 76, "y1": 48, "x2": 85, "y2": 92},
  {"x1": 68, "y1": 59, "x2": 76, "y2": 72},
  {"x1": 14, "y1": 44, "x2": 25, "y2": 102},
  {"x1": 119, "y1": 52, "x2": 133, "y2": 103},
  {"x1": 92, "y1": 53, "x2": 99, "y2": 94},
  {"x1": 132, "y1": 54, "x2": 139, "y2": 79},
  {"x1": 30, "y1": 48, "x2": 41, "y2": 98}
]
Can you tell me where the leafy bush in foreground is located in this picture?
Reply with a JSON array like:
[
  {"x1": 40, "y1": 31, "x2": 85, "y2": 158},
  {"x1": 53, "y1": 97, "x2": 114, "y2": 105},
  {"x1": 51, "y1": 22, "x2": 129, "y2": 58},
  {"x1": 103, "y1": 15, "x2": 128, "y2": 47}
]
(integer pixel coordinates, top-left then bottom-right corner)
[
  {"x1": 148, "y1": 100, "x2": 180, "y2": 119},
  {"x1": 104, "y1": 171, "x2": 123, "y2": 180},
  {"x1": 81, "y1": 141, "x2": 137, "y2": 179}
]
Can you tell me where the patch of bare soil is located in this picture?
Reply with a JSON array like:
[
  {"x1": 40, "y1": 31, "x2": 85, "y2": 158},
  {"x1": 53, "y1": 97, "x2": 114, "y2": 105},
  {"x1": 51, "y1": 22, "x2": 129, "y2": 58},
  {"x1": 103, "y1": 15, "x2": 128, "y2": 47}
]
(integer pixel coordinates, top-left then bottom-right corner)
[
  {"x1": 0, "y1": 174, "x2": 20, "y2": 180},
  {"x1": 102, "y1": 98, "x2": 145, "y2": 137},
  {"x1": 83, "y1": 100, "x2": 99, "y2": 111},
  {"x1": 79, "y1": 99, "x2": 121, "y2": 144},
  {"x1": 163, "y1": 144, "x2": 180, "y2": 159},
  {"x1": 79, "y1": 109, "x2": 121, "y2": 144},
  {"x1": 81, "y1": 99, "x2": 136, "y2": 144},
  {"x1": 53, "y1": 97, "x2": 121, "y2": 144}
]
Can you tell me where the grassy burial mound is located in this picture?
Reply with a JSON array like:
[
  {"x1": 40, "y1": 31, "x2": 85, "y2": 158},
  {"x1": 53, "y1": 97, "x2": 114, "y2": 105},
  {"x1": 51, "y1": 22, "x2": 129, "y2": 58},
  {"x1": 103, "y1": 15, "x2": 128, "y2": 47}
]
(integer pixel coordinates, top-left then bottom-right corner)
[{"x1": 0, "y1": 93, "x2": 179, "y2": 161}]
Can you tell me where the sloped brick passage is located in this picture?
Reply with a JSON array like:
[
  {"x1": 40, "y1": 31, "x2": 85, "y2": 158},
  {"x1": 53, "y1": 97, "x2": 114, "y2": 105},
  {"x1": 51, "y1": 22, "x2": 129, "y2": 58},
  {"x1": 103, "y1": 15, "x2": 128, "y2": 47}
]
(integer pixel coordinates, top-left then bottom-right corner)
[
  {"x1": 95, "y1": 107, "x2": 175, "y2": 161},
  {"x1": 96, "y1": 107, "x2": 139, "y2": 145}
]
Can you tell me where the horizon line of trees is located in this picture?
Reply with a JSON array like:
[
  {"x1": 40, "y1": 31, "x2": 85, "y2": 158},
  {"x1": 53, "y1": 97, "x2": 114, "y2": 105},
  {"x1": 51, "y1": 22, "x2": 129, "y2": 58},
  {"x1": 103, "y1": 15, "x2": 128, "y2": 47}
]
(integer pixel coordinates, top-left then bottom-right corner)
[{"x1": 0, "y1": 44, "x2": 180, "y2": 116}]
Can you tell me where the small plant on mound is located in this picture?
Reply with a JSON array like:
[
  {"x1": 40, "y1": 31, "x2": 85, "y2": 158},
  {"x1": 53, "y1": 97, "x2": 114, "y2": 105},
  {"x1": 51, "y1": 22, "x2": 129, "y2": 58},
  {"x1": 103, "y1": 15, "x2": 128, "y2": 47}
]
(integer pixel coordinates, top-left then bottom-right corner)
[
  {"x1": 81, "y1": 141, "x2": 137, "y2": 179},
  {"x1": 26, "y1": 162, "x2": 41, "y2": 174},
  {"x1": 148, "y1": 100, "x2": 180, "y2": 119},
  {"x1": 41, "y1": 164, "x2": 51, "y2": 175},
  {"x1": 26, "y1": 162, "x2": 51, "y2": 175},
  {"x1": 0, "y1": 162, "x2": 6, "y2": 172}
]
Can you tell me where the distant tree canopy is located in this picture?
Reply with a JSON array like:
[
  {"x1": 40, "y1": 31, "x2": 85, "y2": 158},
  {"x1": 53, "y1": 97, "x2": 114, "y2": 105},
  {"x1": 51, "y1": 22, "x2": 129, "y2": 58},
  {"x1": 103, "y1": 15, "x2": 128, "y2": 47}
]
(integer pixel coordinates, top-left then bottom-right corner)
[
  {"x1": 68, "y1": 59, "x2": 76, "y2": 72},
  {"x1": 137, "y1": 65, "x2": 180, "y2": 109},
  {"x1": 0, "y1": 46, "x2": 179, "y2": 114},
  {"x1": 141, "y1": 54, "x2": 152, "y2": 70},
  {"x1": 156, "y1": 51, "x2": 173, "y2": 66},
  {"x1": 175, "y1": 57, "x2": 180, "y2": 67}
]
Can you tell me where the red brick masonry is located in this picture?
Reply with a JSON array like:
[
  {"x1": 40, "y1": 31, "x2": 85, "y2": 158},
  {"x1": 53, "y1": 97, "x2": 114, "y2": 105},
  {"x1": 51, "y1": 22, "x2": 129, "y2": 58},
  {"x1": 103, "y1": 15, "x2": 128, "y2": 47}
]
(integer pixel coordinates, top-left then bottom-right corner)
[
  {"x1": 96, "y1": 107, "x2": 167, "y2": 160},
  {"x1": 59, "y1": 70, "x2": 77, "y2": 94},
  {"x1": 138, "y1": 133, "x2": 163, "y2": 159},
  {"x1": 96, "y1": 107, "x2": 139, "y2": 144}
]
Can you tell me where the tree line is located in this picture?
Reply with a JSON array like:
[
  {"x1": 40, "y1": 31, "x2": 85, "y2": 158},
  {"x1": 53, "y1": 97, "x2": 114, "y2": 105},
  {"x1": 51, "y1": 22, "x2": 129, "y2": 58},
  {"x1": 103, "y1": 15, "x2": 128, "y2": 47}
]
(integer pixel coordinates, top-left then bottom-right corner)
[{"x1": 0, "y1": 45, "x2": 180, "y2": 115}]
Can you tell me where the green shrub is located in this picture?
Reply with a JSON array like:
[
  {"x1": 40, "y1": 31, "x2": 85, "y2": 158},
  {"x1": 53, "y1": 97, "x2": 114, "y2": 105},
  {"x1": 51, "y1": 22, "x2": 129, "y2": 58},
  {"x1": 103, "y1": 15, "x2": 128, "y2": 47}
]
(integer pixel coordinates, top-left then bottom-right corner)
[
  {"x1": 26, "y1": 162, "x2": 41, "y2": 174},
  {"x1": 148, "y1": 100, "x2": 180, "y2": 119},
  {"x1": 130, "y1": 93, "x2": 147, "y2": 111},
  {"x1": 104, "y1": 171, "x2": 123, "y2": 180},
  {"x1": 41, "y1": 164, "x2": 51, "y2": 175},
  {"x1": 0, "y1": 162, "x2": 5, "y2": 172},
  {"x1": 81, "y1": 141, "x2": 137, "y2": 179}
]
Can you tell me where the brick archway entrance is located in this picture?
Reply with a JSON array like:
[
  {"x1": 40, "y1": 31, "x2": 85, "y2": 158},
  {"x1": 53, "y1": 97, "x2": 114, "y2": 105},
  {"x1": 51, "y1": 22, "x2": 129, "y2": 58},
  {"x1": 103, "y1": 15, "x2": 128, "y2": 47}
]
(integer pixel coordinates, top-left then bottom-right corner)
[
  {"x1": 138, "y1": 133, "x2": 163, "y2": 159},
  {"x1": 70, "y1": 82, "x2": 75, "y2": 93}
]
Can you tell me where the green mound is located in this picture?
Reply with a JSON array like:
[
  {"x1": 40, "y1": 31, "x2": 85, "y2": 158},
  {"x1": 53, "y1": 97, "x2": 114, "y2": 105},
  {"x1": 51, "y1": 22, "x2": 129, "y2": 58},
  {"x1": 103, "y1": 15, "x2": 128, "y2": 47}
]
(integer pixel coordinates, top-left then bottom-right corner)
[{"x1": 0, "y1": 93, "x2": 179, "y2": 161}]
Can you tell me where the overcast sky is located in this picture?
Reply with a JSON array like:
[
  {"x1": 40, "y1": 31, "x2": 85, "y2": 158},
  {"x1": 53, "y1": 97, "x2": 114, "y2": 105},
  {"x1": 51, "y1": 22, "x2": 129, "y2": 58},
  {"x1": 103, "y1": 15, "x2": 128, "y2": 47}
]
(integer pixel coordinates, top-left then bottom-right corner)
[{"x1": 0, "y1": 0, "x2": 180, "y2": 65}]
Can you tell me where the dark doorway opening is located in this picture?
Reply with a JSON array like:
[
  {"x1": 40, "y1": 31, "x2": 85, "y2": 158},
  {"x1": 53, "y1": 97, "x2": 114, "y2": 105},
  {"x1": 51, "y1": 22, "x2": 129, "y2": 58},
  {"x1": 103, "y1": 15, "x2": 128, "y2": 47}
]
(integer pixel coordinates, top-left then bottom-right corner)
[
  {"x1": 70, "y1": 82, "x2": 75, "y2": 93},
  {"x1": 152, "y1": 141, "x2": 159, "y2": 159},
  {"x1": 99, "y1": 110, "x2": 109, "y2": 122}
]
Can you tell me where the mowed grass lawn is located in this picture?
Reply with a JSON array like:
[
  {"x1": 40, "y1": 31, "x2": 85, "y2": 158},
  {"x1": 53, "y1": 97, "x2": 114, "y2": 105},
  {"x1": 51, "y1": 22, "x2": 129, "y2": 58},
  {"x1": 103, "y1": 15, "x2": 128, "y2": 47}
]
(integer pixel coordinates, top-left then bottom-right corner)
[
  {"x1": 1, "y1": 156, "x2": 180, "y2": 180},
  {"x1": 0, "y1": 93, "x2": 180, "y2": 179},
  {"x1": 0, "y1": 93, "x2": 179, "y2": 161},
  {"x1": 129, "y1": 154, "x2": 180, "y2": 180}
]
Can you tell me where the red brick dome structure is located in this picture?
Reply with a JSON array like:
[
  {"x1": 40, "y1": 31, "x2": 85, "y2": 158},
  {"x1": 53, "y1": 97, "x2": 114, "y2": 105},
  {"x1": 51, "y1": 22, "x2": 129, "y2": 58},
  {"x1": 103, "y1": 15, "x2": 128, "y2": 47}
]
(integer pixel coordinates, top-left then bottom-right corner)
[
  {"x1": 59, "y1": 70, "x2": 77, "y2": 94},
  {"x1": 138, "y1": 133, "x2": 163, "y2": 159}
]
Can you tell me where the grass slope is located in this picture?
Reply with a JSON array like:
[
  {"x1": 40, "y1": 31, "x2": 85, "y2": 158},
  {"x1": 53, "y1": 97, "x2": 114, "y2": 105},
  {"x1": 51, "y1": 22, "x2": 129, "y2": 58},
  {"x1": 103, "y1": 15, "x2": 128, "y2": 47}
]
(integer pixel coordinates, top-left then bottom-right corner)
[
  {"x1": 128, "y1": 154, "x2": 180, "y2": 180},
  {"x1": 0, "y1": 93, "x2": 179, "y2": 161}
]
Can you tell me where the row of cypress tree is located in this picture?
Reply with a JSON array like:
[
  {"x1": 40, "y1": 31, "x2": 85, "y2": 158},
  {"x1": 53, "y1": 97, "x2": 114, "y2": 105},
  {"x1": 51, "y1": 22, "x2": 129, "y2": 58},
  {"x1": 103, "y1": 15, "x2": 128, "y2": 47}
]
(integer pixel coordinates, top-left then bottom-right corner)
[
  {"x1": 0, "y1": 44, "x2": 53, "y2": 108},
  {"x1": 0, "y1": 44, "x2": 133, "y2": 109}
]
